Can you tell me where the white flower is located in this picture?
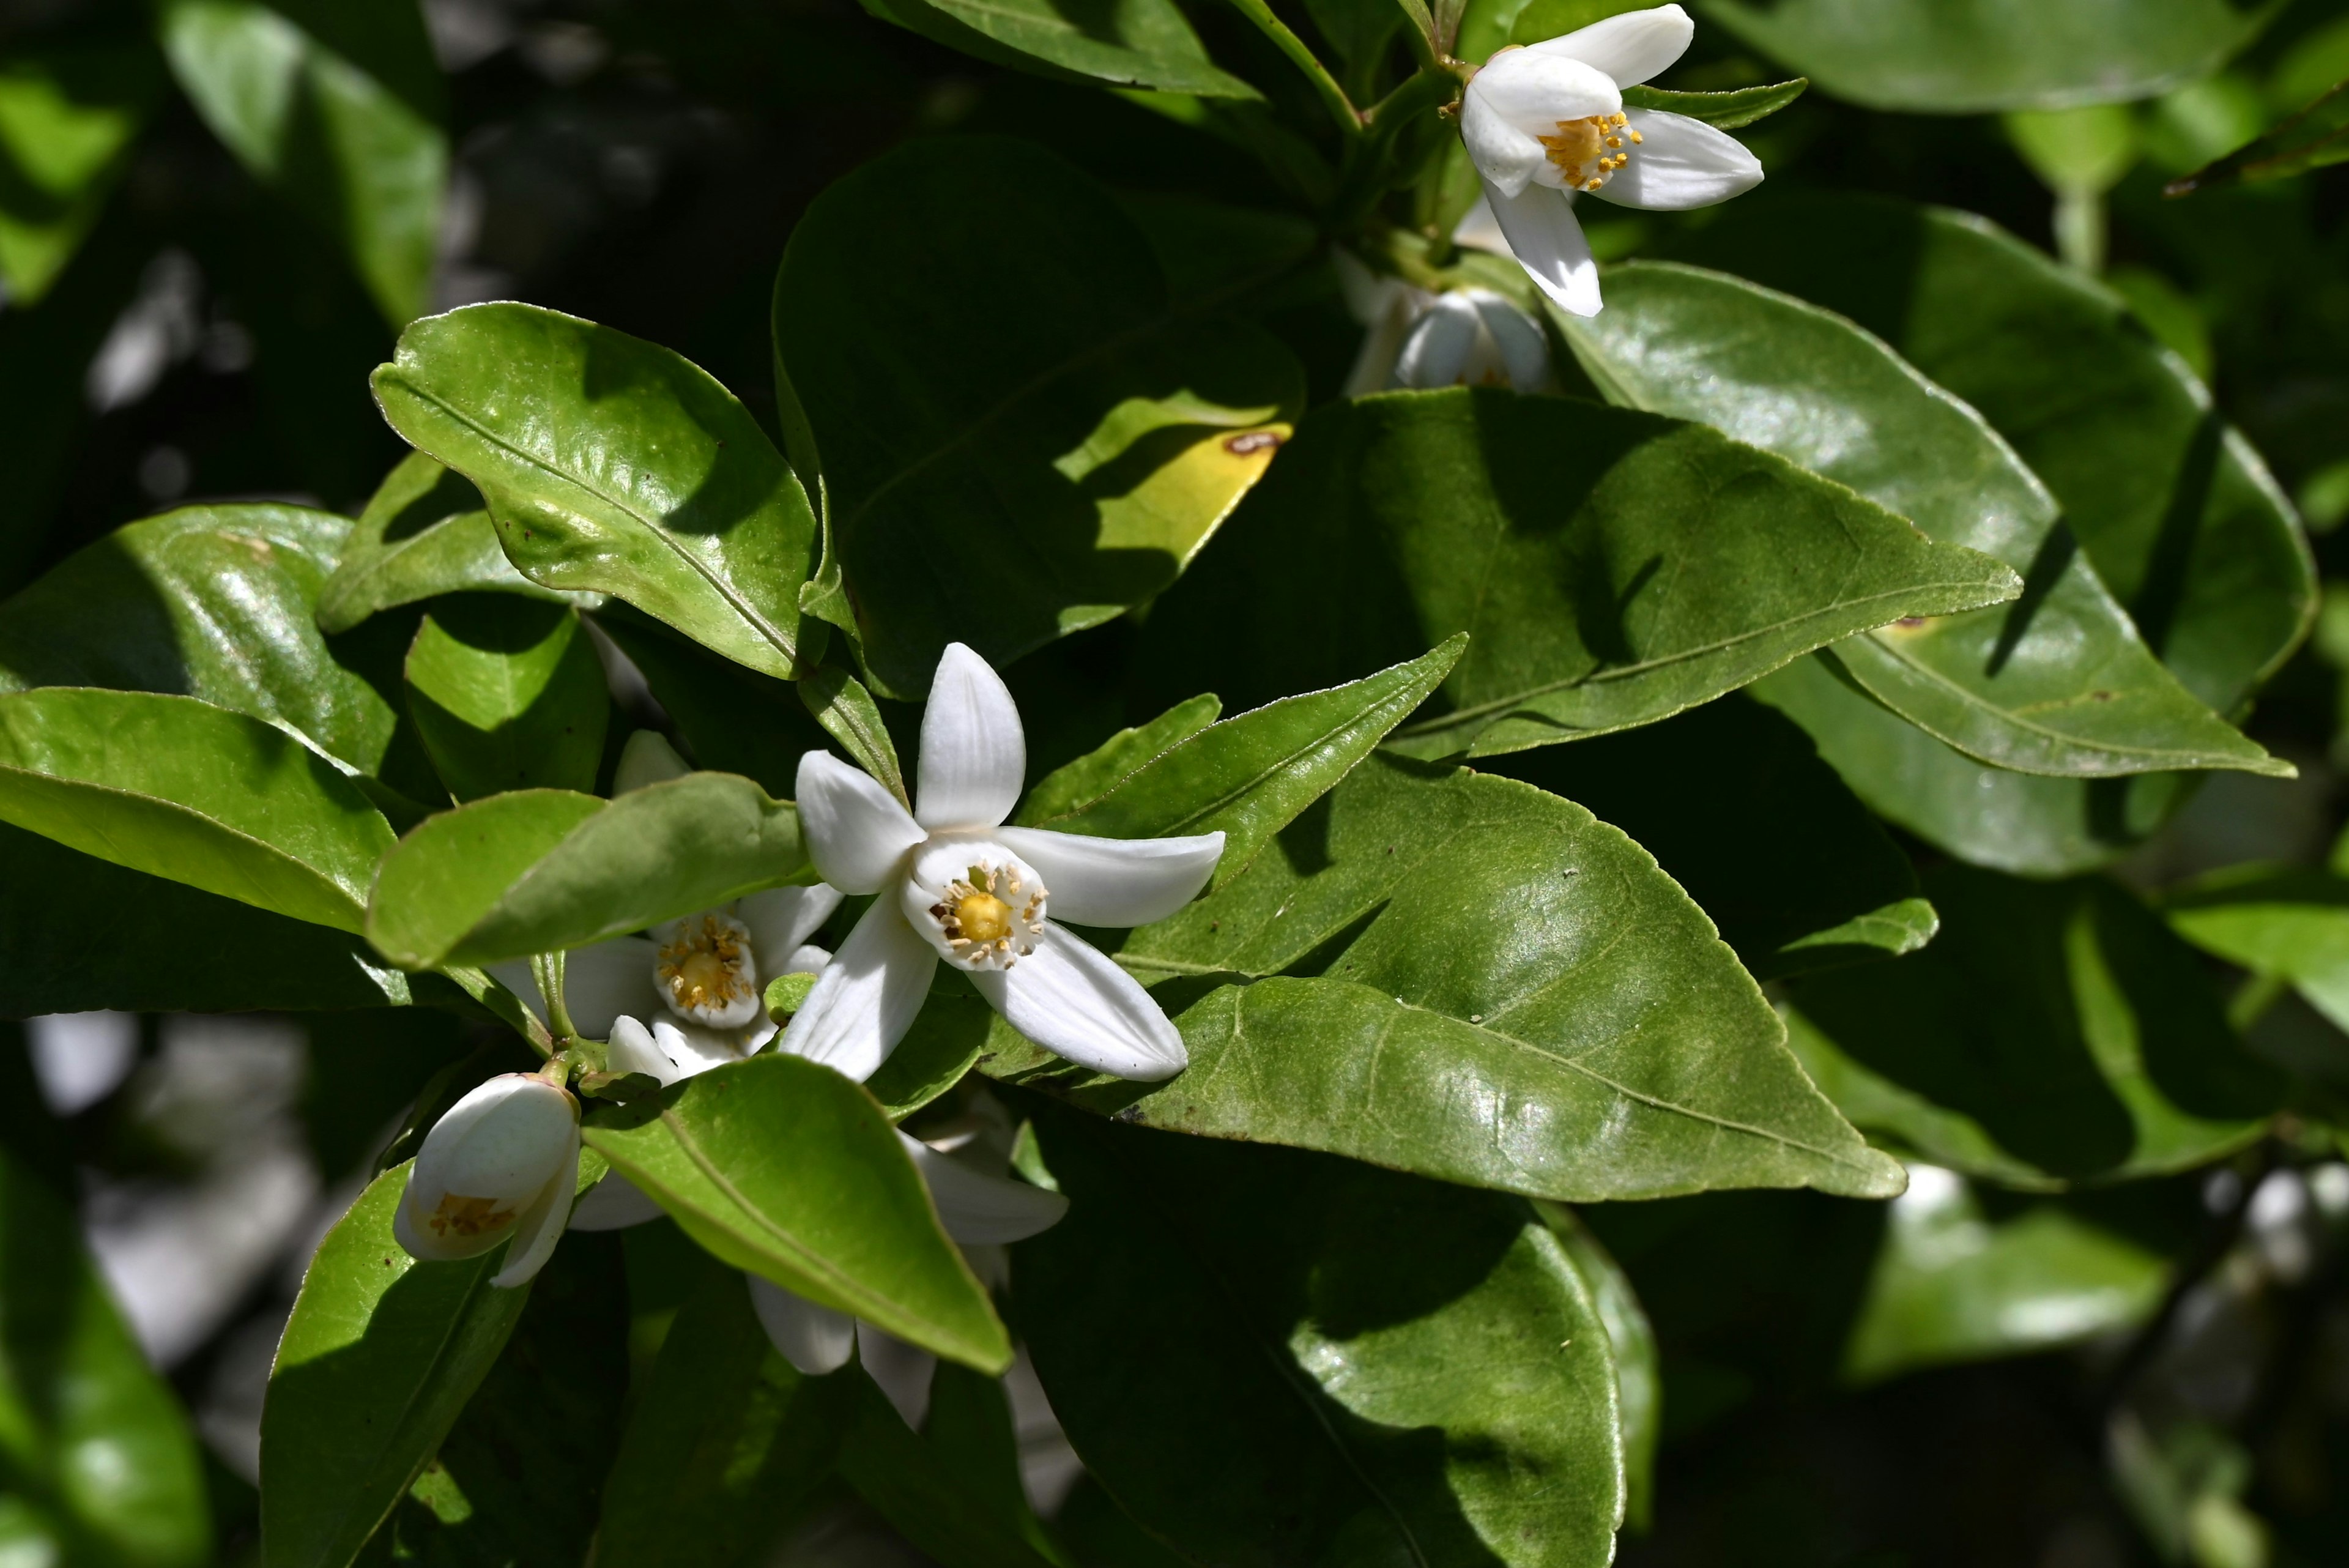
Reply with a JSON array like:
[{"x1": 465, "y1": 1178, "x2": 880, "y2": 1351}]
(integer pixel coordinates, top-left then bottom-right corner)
[
  {"x1": 394, "y1": 1073, "x2": 581, "y2": 1287},
  {"x1": 1392, "y1": 289, "x2": 1552, "y2": 391},
  {"x1": 781, "y1": 643, "x2": 1223, "y2": 1085},
  {"x1": 749, "y1": 1094, "x2": 1066, "y2": 1375},
  {"x1": 490, "y1": 730, "x2": 844, "y2": 1079},
  {"x1": 1460, "y1": 4, "x2": 1762, "y2": 316}
]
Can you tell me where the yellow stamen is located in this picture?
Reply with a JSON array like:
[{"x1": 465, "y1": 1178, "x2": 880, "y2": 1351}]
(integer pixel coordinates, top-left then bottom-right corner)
[{"x1": 430, "y1": 1192, "x2": 514, "y2": 1239}]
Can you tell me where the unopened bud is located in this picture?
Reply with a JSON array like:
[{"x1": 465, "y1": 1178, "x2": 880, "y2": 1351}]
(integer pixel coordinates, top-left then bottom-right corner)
[{"x1": 395, "y1": 1074, "x2": 581, "y2": 1287}]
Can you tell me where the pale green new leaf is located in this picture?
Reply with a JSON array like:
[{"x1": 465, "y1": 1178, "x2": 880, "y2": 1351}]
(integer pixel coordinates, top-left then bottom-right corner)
[
  {"x1": 2163, "y1": 866, "x2": 2349, "y2": 1033},
  {"x1": 317, "y1": 453, "x2": 584, "y2": 633},
  {"x1": 858, "y1": 0, "x2": 1258, "y2": 98},
  {"x1": 0, "y1": 37, "x2": 163, "y2": 302},
  {"x1": 582, "y1": 1055, "x2": 1011, "y2": 1372},
  {"x1": 404, "y1": 598, "x2": 608, "y2": 801}
]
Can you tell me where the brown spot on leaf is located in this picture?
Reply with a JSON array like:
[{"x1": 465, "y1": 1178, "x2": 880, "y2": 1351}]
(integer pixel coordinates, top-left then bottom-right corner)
[{"x1": 1223, "y1": 430, "x2": 1282, "y2": 456}]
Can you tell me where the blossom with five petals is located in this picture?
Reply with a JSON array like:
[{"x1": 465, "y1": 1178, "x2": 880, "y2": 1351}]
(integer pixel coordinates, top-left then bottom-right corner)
[
  {"x1": 1460, "y1": 4, "x2": 1762, "y2": 316},
  {"x1": 780, "y1": 642, "x2": 1223, "y2": 1083}
]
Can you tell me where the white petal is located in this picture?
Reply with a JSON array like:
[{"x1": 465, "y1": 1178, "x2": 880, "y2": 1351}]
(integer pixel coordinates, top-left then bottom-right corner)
[
  {"x1": 1526, "y1": 3, "x2": 1692, "y2": 86},
  {"x1": 782, "y1": 943, "x2": 831, "y2": 976},
  {"x1": 1392, "y1": 293, "x2": 1482, "y2": 388},
  {"x1": 796, "y1": 752, "x2": 926, "y2": 894},
  {"x1": 1467, "y1": 289, "x2": 1554, "y2": 392},
  {"x1": 615, "y1": 729, "x2": 691, "y2": 793},
  {"x1": 1595, "y1": 111, "x2": 1763, "y2": 211},
  {"x1": 1330, "y1": 245, "x2": 1404, "y2": 325},
  {"x1": 1461, "y1": 82, "x2": 1547, "y2": 198},
  {"x1": 969, "y1": 922, "x2": 1186, "y2": 1080},
  {"x1": 900, "y1": 1132, "x2": 1068, "y2": 1244},
  {"x1": 491, "y1": 1127, "x2": 578, "y2": 1287},
  {"x1": 1468, "y1": 50, "x2": 1620, "y2": 133},
  {"x1": 777, "y1": 896, "x2": 939, "y2": 1083},
  {"x1": 748, "y1": 1274, "x2": 857, "y2": 1375},
  {"x1": 735, "y1": 884, "x2": 845, "y2": 973},
  {"x1": 916, "y1": 643, "x2": 1026, "y2": 831},
  {"x1": 653, "y1": 1015, "x2": 771, "y2": 1077},
  {"x1": 568, "y1": 1169, "x2": 667, "y2": 1231},
  {"x1": 560, "y1": 937, "x2": 663, "y2": 1038},
  {"x1": 995, "y1": 827, "x2": 1224, "y2": 928},
  {"x1": 410, "y1": 1076, "x2": 579, "y2": 1219},
  {"x1": 608, "y1": 1014, "x2": 683, "y2": 1085},
  {"x1": 1482, "y1": 177, "x2": 1601, "y2": 317},
  {"x1": 1453, "y1": 193, "x2": 1514, "y2": 257}
]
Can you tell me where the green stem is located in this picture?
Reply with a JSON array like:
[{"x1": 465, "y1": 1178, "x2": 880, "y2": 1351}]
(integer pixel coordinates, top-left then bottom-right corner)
[
  {"x1": 531, "y1": 950, "x2": 579, "y2": 1045},
  {"x1": 2228, "y1": 970, "x2": 2290, "y2": 1034},
  {"x1": 1220, "y1": 0, "x2": 1362, "y2": 139}
]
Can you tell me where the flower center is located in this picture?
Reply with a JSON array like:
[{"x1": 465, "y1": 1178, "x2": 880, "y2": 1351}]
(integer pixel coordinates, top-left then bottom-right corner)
[
  {"x1": 904, "y1": 842, "x2": 1049, "y2": 972},
  {"x1": 655, "y1": 912, "x2": 763, "y2": 1028},
  {"x1": 1539, "y1": 112, "x2": 1638, "y2": 193},
  {"x1": 429, "y1": 1192, "x2": 515, "y2": 1239}
]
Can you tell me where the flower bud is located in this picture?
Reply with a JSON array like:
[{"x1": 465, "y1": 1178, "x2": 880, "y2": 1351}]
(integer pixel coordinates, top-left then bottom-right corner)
[{"x1": 394, "y1": 1074, "x2": 581, "y2": 1287}]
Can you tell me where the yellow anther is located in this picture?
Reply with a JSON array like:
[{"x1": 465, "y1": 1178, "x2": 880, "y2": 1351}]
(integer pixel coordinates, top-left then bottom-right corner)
[
  {"x1": 431, "y1": 1192, "x2": 514, "y2": 1239},
  {"x1": 1630, "y1": 130, "x2": 1644, "y2": 143}
]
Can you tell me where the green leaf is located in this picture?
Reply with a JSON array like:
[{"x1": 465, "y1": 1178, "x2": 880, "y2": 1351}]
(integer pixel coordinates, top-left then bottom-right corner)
[
  {"x1": 372, "y1": 302, "x2": 823, "y2": 681},
  {"x1": 1014, "y1": 694, "x2": 1220, "y2": 827},
  {"x1": 1785, "y1": 866, "x2": 2283, "y2": 1188},
  {"x1": 866, "y1": 975, "x2": 1000, "y2": 1121},
  {"x1": 1029, "y1": 639, "x2": 1463, "y2": 887},
  {"x1": 2169, "y1": 78, "x2": 2349, "y2": 193},
  {"x1": 0, "y1": 688, "x2": 395, "y2": 934},
  {"x1": 1696, "y1": 0, "x2": 2279, "y2": 113},
  {"x1": 1140, "y1": 387, "x2": 2018, "y2": 760},
  {"x1": 584, "y1": 1055, "x2": 1009, "y2": 1371},
  {"x1": 596, "y1": 1262, "x2": 854, "y2": 1568},
  {"x1": 0, "y1": 1145, "x2": 209, "y2": 1568},
  {"x1": 1680, "y1": 196, "x2": 2315, "y2": 872},
  {"x1": 1489, "y1": 695, "x2": 1933, "y2": 979},
  {"x1": 1841, "y1": 1166, "x2": 2165, "y2": 1385},
  {"x1": 1562, "y1": 261, "x2": 2283, "y2": 780},
  {"x1": 374, "y1": 1232, "x2": 629, "y2": 1567},
  {"x1": 1539, "y1": 1204, "x2": 1659, "y2": 1533},
  {"x1": 797, "y1": 664, "x2": 909, "y2": 809},
  {"x1": 0, "y1": 503, "x2": 402, "y2": 773},
  {"x1": 1617, "y1": 77, "x2": 1808, "y2": 129},
  {"x1": 2163, "y1": 865, "x2": 2349, "y2": 1033},
  {"x1": 773, "y1": 136, "x2": 1304, "y2": 698},
  {"x1": 156, "y1": 0, "x2": 446, "y2": 325},
  {"x1": 995, "y1": 756, "x2": 1907, "y2": 1202},
  {"x1": 0, "y1": 819, "x2": 410, "y2": 1016},
  {"x1": 857, "y1": 0, "x2": 1258, "y2": 97},
  {"x1": 595, "y1": 612, "x2": 829, "y2": 799},
  {"x1": 838, "y1": 1367, "x2": 1067, "y2": 1568},
  {"x1": 365, "y1": 771, "x2": 808, "y2": 969},
  {"x1": 404, "y1": 598, "x2": 609, "y2": 801},
  {"x1": 262, "y1": 1164, "x2": 532, "y2": 1568},
  {"x1": 317, "y1": 452, "x2": 585, "y2": 633},
  {"x1": 1014, "y1": 1108, "x2": 1626, "y2": 1568},
  {"x1": 0, "y1": 35, "x2": 163, "y2": 303}
]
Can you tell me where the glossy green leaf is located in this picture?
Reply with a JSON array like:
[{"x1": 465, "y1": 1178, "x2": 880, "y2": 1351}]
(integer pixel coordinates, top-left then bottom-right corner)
[
  {"x1": 582, "y1": 1054, "x2": 1010, "y2": 1372},
  {"x1": 773, "y1": 136, "x2": 1303, "y2": 698},
  {"x1": 1540, "y1": 1204, "x2": 1659, "y2": 1533},
  {"x1": 2163, "y1": 866, "x2": 2349, "y2": 1034},
  {"x1": 596, "y1": 613, "x2": 829, "y2": 799},
  {"x1": 596, "y1": 1263, "x2": 853, "y2": 1568},
  {"x1": 157, "y1": 0, "x2": 446, "y2": 325},
  {"x1": 1031, "y1": 639, "x2": 1461, "y2": 886},
  {"x1": 317, "y1": 453, "x2": 582, "y2": 633},
  {"x1": 1617, "y1": 77, "x2": 1807, "y2": 129},
  {"x1": 373, "y1": 1232, "x2": 628, "y2": 1566},
  {"x1": 2169, "y1": 78, "x2": 2349, "y2": 193},
  {"x1": 1563, "y1": 261, "x2": 2282, "y2": 780},
  {"x1": 1697, "y1": 0, "x2": 2279, "y2": 113},
  {"x1": 373, "y1": 302, "x2": 823, "y2": 681},
  {"x1": 866, "y1": 974, "x2": 1000, "y2": 1121},
  {"x1": 1489, "y1": 696, "x2": 1932, "y2": 979},
  {"x1": 1682, "y1": 196, "x2": 2315, "y2": 872},
  {"x1": 797, "y1": 665, "x2": 909, "y2": 809},
  {"x1": 0, "y1": 820, "x2": 409, "y2": 1017},
  {"x1": 858, "y1": 0, "x2": 1257, "y2": 97},
  {"x1": 261, "y1": 1164, "x2": 532, "y2": 1568},
  {"x1": 1139, "y1": 387, "x2": 2018, "y2": 760},
  {"x1": 0, "y1": 1146, "x2": 209, "y2": 1567},
  {"x1": 366, "y1": 770, "x2": 809, "y2": 968},
  {"x1": 995, "y1": 756, "x2": 1906, "y2": 1202},
  {"x1": 0, "y1": 688, "x2": 395, "y2": 933},
  {"x1": 1785, "y1": 866, "x2": 2282, "y2": 1189},
  {"x1": 838, "y1": 1368, "x2": 1067, "y2": 1568},
  {"x1": 0, "y1": 503, "x2": 401, "y2": 773},
  {"x1": 1014, "y1": 694, "x2": 1220, "y2": 827},
  {"x1": 1842, "y1": 1165, "x2": 2165, "y2": 1385},
  {"x1": 404, "y1": 598, "x2": 608, "y2": 801},
  {"x1": 1015, "y1": 1109, "x2": 1625, "y2": 1568},
  {"x1": 0, "y1": 36, "x2": 163, "y2": 302}
]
